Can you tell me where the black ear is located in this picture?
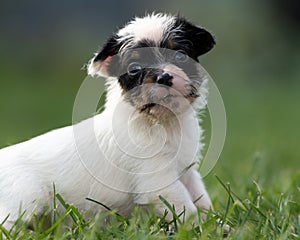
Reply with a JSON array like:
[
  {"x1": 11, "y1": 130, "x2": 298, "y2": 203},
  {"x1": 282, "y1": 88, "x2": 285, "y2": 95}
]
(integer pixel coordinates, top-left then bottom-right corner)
[
  {"x1": 88, "y1": 35, "x2": 122, "y2": 77},
  {"x1": 174, "y1": 17, "x2": 216, "y2": 58}
]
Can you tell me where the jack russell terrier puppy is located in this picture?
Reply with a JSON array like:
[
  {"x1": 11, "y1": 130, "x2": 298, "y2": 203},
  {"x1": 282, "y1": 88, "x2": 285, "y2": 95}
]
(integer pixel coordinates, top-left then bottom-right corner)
[{"x1": 0, "y1": 13, "x2": 217, "y2": 230}]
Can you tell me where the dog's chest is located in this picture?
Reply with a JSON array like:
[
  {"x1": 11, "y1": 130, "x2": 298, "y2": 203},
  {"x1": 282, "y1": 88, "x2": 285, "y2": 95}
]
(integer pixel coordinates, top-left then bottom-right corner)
[{"x1": 95, "y1": 117, "x2": 200, "y2": 185}]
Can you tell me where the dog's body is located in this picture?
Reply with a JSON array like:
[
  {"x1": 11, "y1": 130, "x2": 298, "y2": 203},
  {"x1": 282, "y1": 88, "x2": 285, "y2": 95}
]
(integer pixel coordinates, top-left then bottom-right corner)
[{"x1": 0, "y1": 13, "x2": 215, "y2": 229}]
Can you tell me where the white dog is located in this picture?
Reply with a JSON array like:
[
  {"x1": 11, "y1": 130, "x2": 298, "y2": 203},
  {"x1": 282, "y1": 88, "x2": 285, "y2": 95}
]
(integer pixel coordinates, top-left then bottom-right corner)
[{"x1": 0, "y1": 13, "x2": 216, "y2": 229}]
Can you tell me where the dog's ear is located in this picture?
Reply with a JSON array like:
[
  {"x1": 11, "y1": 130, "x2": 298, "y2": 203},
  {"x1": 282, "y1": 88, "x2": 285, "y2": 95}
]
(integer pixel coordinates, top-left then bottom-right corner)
[
  {"x1": 88, "y1": 35, "x2": 122, "y2": 77},
  {"x1": 174, "y1": 17, "x2": 216, "y2": 58}
]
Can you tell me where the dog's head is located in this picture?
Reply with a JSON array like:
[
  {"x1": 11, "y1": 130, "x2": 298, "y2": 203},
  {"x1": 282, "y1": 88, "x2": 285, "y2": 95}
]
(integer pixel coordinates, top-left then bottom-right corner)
[{"x1": 88, "y1": 14, "x2": 215, "y2": 119}]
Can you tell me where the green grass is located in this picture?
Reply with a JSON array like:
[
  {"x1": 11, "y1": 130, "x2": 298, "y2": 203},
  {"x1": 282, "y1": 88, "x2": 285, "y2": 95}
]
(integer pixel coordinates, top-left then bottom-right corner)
[{"x1": 0, "y1": 173, "x2": 299, "y2": 239}]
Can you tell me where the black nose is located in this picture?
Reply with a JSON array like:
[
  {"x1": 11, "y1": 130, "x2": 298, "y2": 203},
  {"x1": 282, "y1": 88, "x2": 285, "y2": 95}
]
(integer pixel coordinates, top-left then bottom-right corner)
[{"x1": 157, "y1": 73, "x2": 173, "y2": 86}]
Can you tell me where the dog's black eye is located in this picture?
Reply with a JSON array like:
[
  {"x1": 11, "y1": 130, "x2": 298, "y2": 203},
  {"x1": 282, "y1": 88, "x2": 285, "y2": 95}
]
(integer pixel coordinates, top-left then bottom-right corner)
[
  {"x1": 174, "y1": 50, "x2": 188, "y2": 63},
  {"x1": 127, "y1": 62, "x2": 143, "y2": 77}
]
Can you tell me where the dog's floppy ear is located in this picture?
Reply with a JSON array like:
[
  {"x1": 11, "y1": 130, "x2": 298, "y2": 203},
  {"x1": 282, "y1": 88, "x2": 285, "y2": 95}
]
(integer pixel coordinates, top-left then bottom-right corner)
[
  {"x1": 88, "y1": 35, "x2": 122, "y2": 77},
  {"x1": 174, "y1": 17, "x2": 216, "y2": 58}
]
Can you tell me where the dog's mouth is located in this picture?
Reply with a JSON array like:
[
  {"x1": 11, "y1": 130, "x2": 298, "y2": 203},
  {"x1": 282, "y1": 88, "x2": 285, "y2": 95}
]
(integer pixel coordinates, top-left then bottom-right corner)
[
  {"x1": 138, "y1": 91, "x2": 178, "y2": 113},
  {"x1": 133, "y1": 83, "x2": 199, "y2": 117},
  {"x1": 140, "y1": 103, "x2": 156, "y2": 113}
]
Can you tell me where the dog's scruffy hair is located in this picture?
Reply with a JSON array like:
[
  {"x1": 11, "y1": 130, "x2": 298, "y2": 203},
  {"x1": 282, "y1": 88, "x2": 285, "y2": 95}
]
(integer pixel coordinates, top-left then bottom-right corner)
[{"x1": 0, "y1": 13, "x2": 217, "y2": 230}]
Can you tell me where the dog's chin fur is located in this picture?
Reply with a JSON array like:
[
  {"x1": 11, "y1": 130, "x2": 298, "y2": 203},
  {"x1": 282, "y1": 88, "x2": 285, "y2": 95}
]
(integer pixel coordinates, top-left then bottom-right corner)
[
  {"x1": 0, "y1": 13, "x2": 216, "y2": 230},
  {"x1": 140, "y1": 104, "x2": 175, "y2": 122}
]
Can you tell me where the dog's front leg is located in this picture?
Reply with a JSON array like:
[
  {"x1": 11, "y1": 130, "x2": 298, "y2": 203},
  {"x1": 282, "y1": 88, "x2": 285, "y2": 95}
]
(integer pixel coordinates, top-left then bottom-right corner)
[
  {"x1": 180, "y1": 169, "x2": 213, "y2": 220},
  {"x1": 136, "y1": 180, "x2": 197, "y2": 224},
  {"x1": 181, "y1": 169, "x2": 231, "y2": 235}
]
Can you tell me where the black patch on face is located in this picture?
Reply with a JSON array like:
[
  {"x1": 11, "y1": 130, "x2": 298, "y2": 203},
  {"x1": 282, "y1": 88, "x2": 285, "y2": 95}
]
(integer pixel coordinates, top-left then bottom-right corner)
[
  {"x1": 163, "y1": 16, "x2": 216, "y2": 60},
  {"x1": 118, "y1": 44, "x2": 159, "y2": 92},
  {"x1": 92, "y1": 34, "x2": 130, "y2": 77},
  {"x1": 118, "y1": 70, "x2": 145, "y2": 92},
  {"x1": 117, "y1": 42, "x2": 201, "y2": 94},
  {"x1": 93, "y1": 34, "x2": 121, "y2": 62}
]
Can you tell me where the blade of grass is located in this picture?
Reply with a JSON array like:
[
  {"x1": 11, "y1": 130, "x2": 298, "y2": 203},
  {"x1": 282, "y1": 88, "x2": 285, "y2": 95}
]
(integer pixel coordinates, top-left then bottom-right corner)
[
  {"x1": 40, "y1": 207, "x2": 72, "y2": 238},
  {"x1": 53, "y1": 183, "x2": 57, "y2": 223},
  {"x1": 56, "y1": 193, "x2": 85, "y2": 232},
  {"x1": 8, "y1": 211, "x2": 26, "y2": 235},
  {"x1": 0, "y1": 224, "x2": 10, "y2": 239},
  {"x1": 159, "y1": 195, "x2": 183, "y2": 231},
  {"x1": 86, "y1": 197, "x2": 128, "y2": 223}
]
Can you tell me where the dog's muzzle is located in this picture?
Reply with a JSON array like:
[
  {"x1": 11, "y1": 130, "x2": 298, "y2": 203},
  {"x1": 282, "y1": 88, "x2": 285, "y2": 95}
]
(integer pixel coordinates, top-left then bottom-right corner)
[{"x1": 156, "y1": 73, "x2": 173, "y2": 87}]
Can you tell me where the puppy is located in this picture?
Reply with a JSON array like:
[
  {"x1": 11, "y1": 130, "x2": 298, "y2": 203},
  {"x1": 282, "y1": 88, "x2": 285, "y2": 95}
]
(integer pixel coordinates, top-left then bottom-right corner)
[{"x1": 0, "y1": 13, "x2": 215, "y2": 229}]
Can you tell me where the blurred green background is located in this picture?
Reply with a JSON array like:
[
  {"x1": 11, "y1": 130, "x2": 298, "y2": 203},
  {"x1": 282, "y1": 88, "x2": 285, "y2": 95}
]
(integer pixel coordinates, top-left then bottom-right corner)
[{"x1": 0, "y1": 0, "x2": 299, "y2": 203}]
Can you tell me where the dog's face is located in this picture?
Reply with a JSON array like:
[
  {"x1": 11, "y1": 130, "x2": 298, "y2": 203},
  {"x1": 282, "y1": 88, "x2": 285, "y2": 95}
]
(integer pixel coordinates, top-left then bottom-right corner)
[{"x1": 89, "y1": 14, "x2": 215, "y2": 119}]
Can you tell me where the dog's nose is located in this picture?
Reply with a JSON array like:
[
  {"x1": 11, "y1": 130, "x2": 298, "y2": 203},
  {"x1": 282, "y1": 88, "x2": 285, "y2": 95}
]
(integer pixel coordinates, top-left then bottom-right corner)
[{"x1": 157, "y1": 73, "x2": 173, "y2": 87}]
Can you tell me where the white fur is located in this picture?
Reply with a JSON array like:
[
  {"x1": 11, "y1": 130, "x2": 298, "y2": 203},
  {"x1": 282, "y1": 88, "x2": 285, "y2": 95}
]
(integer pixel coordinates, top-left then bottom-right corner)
[
  {"x1": 118, "y1": 13, "x2": 175, "y2": 45},
  {"x1": 0, "y1": 14, "x2": 212, "y2": 229}
]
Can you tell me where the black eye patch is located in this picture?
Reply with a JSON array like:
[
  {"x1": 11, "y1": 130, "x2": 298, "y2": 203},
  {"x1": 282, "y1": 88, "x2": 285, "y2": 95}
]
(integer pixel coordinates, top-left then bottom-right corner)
[{"x1": 118, "y1": 70, "x2": 145, "y2": 92}]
